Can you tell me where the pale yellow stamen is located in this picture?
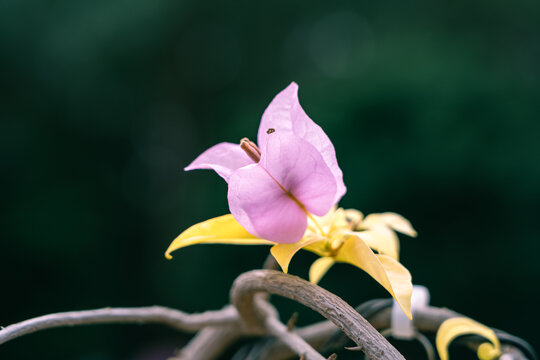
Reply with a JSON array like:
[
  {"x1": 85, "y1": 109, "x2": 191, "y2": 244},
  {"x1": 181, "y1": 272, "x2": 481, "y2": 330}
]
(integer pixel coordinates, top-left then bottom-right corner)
[{"x1": 307, "y1": 212, "x2": 327, "y2": 237}]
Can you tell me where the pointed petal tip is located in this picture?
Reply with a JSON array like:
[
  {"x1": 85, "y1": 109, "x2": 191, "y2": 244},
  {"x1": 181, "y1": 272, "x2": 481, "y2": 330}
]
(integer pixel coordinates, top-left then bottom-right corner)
[
  {"x1": 276, "y1": 81, "x2": 299, "y2": 100},
  {"x1": 270, "y1": 249, "x2": 290, "y2": 274},
  {"x1": 182, "y1": 142, "x2": 253, "y2": 181},
  {"x1": 165, "y1": 244, "x2": 176, "y2": 259},
  {"x1": 405, "y1": 310, "x2": 413, "y2": 320},
  {"x1": 270, "y1": 241, "x2": 308, "y2": 274},
  {"x1": 309, "y1": 257, "x2": 335, "y2": 284}
]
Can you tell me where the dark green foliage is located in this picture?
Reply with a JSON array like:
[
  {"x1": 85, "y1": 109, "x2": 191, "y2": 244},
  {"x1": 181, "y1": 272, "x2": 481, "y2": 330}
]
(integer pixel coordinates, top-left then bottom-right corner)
[{"x1": 1, "y1": 0, "x2": 539, "y2": 358}]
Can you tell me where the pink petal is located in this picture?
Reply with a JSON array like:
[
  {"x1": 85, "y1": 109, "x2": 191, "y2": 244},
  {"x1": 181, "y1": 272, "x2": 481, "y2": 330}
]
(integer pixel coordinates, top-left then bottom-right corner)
[
  {"x1": 260, "y1": 132, "x2": 337, "y2": 216},
  {"x1": 257, "y1": 82, "x2": 346, "y2": 204},
  {"x1": 184, "y1": 142, "x2": 253, "y2": 182},
  {"x1": 228, "y1": 163, "x2": 307, "y2": 243}
]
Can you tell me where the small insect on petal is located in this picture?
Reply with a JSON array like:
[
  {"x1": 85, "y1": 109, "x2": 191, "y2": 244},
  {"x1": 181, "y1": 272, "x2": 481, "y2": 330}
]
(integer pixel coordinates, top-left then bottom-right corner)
[{"x1": 184, "y1": 83, "x2": 345, "y2": 244}]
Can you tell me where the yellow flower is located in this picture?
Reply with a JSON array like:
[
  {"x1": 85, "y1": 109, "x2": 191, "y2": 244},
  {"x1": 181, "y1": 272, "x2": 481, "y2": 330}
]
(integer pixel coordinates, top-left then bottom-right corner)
[
  {"x1": 436, "y1": 317, "x2": 501, "y2": 360},
  {"x1": 166, "y1": 207, "x2": 416, "y2": 318}
]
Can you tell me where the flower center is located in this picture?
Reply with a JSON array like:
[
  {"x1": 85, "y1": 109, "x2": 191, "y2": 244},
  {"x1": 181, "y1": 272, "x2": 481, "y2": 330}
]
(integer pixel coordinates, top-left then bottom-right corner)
[
  {"x1": 239, "y1": 136, "x2": 327, "y2": 237},
  {"x1": 240, "y1": 138, "x2": 261, "y2": 163}
]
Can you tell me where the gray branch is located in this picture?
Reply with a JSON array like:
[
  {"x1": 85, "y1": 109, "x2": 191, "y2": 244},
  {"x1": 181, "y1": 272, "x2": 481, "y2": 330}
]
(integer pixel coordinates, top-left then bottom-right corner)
[
  {"x1": 171, "y1": 323, "x2": 242, "y2": 360},
  {"x1": 230, "y1": 270, "x2": 405, "y2": 360},
  {"x1": 0, "y1": 272, "x2": 532, "y2": 360},
  {"x1": 0, "y1": 305, "x2": 238, "y2": 346},
  {"x1": 250, "y1": 301, "x2": 531, "y2": 360}
]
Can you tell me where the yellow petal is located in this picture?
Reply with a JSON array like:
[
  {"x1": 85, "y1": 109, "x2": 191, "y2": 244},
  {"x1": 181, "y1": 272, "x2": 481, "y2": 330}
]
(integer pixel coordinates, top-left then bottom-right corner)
[
  {"x1": 307, "y1": 206, "x2": 343, "y2": 236},
  {"x1": 310, "y1": 206, "x2": 339, "y2": 227},
  {"x1": 309, "y1": 257, "x2": 335, "y2": 284},
  {"x1": 334, "y1": 235, "x2": 412, "y2": 319},
  {"x1": 347, "y1": 226, "x2": 400, "y2": 260},
  {"x1": 324, "y1": 207, "x2": 349, "y2": 233},
  {"x1": 303, "y1": 238, "x2": 331, "y2": 257},
  {"x1": 343, "y1": 208, "x2": 364, "y2": 227},
  {"x1": 362, "y1": 212, "x2": 417, "y2": 237},
  {"x1": 270, "y1": 235, "x2": 326, "y2": 273},
  {"x1": 165, "y1": 214, "x2": 273, "y2": 259},
  {"x1": 436, "y1": 317, "x2": 501, "y2": 360}
]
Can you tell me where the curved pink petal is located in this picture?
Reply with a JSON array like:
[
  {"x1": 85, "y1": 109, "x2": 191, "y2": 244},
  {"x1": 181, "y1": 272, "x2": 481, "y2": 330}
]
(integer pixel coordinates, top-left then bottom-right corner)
[
  {"x1": 228, "y1": 163, "x2": 307, "y2": 243},
  {"x1": 184, "y1": 142, "x2": 252, "y2": 182},
  {"x1": 260, "y1": 132, "x2": 336, "y2": 217},
  {"x1": 257, "y1": 82, "x2": 346, "y2": 204}
]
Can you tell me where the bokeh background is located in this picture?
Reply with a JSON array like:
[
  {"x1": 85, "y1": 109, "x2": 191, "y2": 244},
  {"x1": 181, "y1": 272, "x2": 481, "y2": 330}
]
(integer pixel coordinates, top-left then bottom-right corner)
[{"x1": 1, "y1": 0, "x2": 539, "y2": 359}]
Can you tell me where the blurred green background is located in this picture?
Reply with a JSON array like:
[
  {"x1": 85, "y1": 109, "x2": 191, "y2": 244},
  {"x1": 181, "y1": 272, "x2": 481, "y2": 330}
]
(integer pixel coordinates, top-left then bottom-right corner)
[{"x1": 1, "y1": 0, "x2": 539, "y2": 359}]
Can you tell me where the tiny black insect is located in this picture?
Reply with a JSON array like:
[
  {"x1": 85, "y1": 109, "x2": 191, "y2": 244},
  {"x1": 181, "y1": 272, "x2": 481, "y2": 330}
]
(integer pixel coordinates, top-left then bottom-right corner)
[{"x1": 267, "y1": 128, "x2": 275, "y2": 134}]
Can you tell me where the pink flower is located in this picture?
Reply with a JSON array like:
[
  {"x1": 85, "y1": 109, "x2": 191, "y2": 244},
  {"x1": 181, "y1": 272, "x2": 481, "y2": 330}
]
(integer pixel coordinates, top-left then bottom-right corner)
[{"x1": 185, "y1": 82, "x2": 346, "y2": 243}]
